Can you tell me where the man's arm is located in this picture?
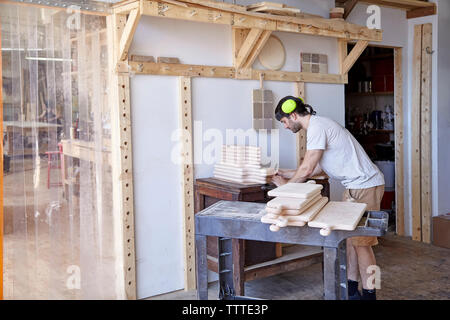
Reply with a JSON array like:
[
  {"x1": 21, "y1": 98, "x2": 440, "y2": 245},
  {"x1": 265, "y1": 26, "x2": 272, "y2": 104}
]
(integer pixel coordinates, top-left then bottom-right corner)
[{"x1": 289, "y1": 149, "x2": 324, "y2": 183}]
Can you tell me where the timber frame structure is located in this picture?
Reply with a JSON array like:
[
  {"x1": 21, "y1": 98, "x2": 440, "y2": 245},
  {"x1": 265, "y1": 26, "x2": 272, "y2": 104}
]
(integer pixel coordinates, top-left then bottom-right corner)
[{"x1": 10, "y1": 0, "x2": 444, "y2": 300}]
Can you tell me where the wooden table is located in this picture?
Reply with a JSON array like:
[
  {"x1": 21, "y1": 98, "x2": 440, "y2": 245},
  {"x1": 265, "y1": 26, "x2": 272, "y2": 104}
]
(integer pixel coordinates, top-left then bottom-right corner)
[
  {"x1": 194, "y1": 176, "x2": 330, "y2": 296},
  {"x1": 60, "y1": 139, "x2": 111, "y2": 198},
  {"x1": 3, "y1": 121, "x2": 61, "y2": 156}
]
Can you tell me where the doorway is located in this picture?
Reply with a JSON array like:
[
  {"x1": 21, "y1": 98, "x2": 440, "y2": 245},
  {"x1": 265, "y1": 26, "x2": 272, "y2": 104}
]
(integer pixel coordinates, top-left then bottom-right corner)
[{"x1": 344, "y1": 44, "x2": 404, "y2": 234}]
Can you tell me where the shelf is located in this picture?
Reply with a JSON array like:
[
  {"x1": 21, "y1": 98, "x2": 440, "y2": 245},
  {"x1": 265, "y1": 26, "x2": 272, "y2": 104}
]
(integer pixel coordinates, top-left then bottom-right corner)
[{"x1": 347, "y1": 91, "x2": 394, "y2": 96}]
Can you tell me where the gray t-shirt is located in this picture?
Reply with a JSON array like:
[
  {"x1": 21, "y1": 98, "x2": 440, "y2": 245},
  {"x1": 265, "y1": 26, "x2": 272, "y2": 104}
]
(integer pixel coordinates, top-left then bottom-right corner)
[{"x1": 306, "y1": 115, "x2": 385, "y2": 189}]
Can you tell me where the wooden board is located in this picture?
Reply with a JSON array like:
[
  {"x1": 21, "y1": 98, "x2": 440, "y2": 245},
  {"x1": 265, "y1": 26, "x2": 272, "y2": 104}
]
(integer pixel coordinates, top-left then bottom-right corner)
[
  {"x1": 411, "y1": 24, "x2": 422, "y2": 241},
  {"x1": 214, "y1": 163, "x2": 275, "y2": 175},
  {"x1": 394, "y1": 47, "x2": 405, "y2": 236},
  {"x1": 213, "y1": 173, "x2": 270, "y2": 184},
  {"x1": 308, "y1": 201, "x2": 367, "y2": 236},
  {"x1": 261, "y1": 197, "x2": 328, "y2": 231},
  {"x1": 268, "y1": 182, "x2": 323, "y2": 199},
  {"x1": 420, "y1": 23, "x2": 432, "y2": 244},
  {"x1": 266, "y1": 193, "x2": 322, "y2": 211}
]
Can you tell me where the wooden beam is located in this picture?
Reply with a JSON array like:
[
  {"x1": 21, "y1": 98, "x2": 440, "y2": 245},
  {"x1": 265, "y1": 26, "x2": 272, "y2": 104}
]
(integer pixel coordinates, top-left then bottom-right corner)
[
  {"x1": 295, "y1": 82, "x2": 307, "y2": 167},
  {"x1": 0, "y1": 20, "x2": 4, "y2": 301},
  {"x1": 179, "y1": 77, "x2": 196, "y2": 290},
  {"x1": 360, "y1": 0, "x2": 435, "y2": 10},
  {"x1": 394, "y1": 47, "x2": 404, "y2": 236},
  {"x1": 420, "y1": 23, "x2": 432, "y2": 244},
  {"x1": 343, "y1": 0, "x2": 359, "y2": 19},
  {"x1": 411, "y1": 24, "x2": 422, "y2": 242},
  {"x1": 342, "y1": 40, "x2": 369, "y2": 74},
  {"x1": 118, "y1": 61, "x2": 348, "y2": 84},
  {"x1": 232, "y1": 28, "x2": 250, "y2": 67},
  {"x1": 113, "y1": 0, "x2": 140, "y2": 15},
  {"x1": 338, "y1": 39, "x2": 348, "y2": 74},
  {"x1": 118, "y1": 8, "x2": 141, "y2": 61},
  {"x1": 108, "y1": 14, "x2": 137, "y2": 299},
  {"x1": 136, "y1": 0, "x2": 382, "y2": 42},
  {"x1": 235, "y1": 28, "x2": 264, "y2": 69},
  {"x1": 407, "y1": 5, "x2": 436, "y2": 19},
  {"x1": 242, "y1": 30, "x2": 272, "y2": 69}
]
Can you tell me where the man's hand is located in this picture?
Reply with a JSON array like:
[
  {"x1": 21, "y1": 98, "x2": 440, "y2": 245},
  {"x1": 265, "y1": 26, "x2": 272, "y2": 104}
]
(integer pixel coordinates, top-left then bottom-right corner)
[
  {"x1": 272, "y1": 174, "x2": 288, "y2": 187},
  {"x1": 277, "y1": 169, "x2": 295, "y2": 179}
]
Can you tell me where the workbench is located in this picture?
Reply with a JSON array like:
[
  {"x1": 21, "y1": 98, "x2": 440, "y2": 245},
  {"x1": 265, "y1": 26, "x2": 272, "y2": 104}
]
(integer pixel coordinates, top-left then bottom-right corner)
[
  {"x1": 195, "y1": 177, "x2": 330, "y2": 295},
  {"x1": 195, "y1": 200, "x2": 388, "y2": 300}
]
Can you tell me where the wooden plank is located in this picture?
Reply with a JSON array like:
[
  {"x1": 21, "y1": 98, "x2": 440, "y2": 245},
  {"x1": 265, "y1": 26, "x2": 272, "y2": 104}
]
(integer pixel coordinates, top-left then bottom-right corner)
[
  {"x1": 407, "y1": 5, "x2": 436, "y2": 19},
  {"x1": 118, "y1": 8, "x2": 141, "y2": 61},
  {"x1": 394, "y1": 48, "x2": 405, "y2": 236},
  {"x1": 0, "y1": 21, "x2": 4, "y2": 301},
  {"x1": 295, "y1": 82, "x2": 306, "y2": 167},
  {"x1": 338, "y1": 39, "x2": 348, "y2": 74},
  {"x1": 411, "y1": 24, "x2": 422, "y2": 242},
  {"x1": 235, "y1": 28, "x2": 264, "y2": 69},
  {"x1": 140, "y1": 0, "x2": 382, "y2": 41},
  {"x1": 247, "y1": 2, "x2": 286, "y2": 10},
  {"x1": 179, "y1": 77, "x2": 196, "y2": 290},
  {"x1": 360, "y1": 0, "x2": 435, "y2": 10},
  {"x1": 420, "y1": 23, "x2": 432, "y2": 244},
  {"x1": 120, "y1": 61, "x2": 348, "y2": 84},
  {"x1": 108, "y1": 14, "x2": 137, "y2": 299},
  {"x1": 342, "y1": 40, "x2": 369, "y2": 74},
  {"x1": 242, "y1": 30, "x2": 272, "y2": 69},
  {"x1": 113, "y1": 0, "x2": 140, "y2": 14},
  {"x1": 232, "y1": 28, "x2": 250, "y2": 67}
]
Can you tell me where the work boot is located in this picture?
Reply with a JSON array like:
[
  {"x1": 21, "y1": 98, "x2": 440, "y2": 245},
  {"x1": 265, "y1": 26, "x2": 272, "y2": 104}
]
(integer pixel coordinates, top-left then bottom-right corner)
[
  {"x1": 362, "y1": 289, "x2": 377, "y2": 300},
  {"x1": 348, "y1": 280, "x2": 361, "y2": 300}
]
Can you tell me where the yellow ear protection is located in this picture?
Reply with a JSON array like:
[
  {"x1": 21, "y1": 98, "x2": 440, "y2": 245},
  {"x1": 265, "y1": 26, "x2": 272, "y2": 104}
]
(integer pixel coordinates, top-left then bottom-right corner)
[{"x1": 281, "y1": 97, "x2": 305, "y2": 114}]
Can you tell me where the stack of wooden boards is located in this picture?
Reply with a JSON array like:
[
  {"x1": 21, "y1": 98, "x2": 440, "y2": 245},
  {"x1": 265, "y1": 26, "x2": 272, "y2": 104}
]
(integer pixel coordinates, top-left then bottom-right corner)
[
  {"x1": 246, "y1": 2, "x2": 301, "y2": 17},
  {"x1": 213, "y1": 145, "x2": 275, "y2": 184},
  {"x1": 261, "y1": 182, "x2": 368, "y2": 236}
]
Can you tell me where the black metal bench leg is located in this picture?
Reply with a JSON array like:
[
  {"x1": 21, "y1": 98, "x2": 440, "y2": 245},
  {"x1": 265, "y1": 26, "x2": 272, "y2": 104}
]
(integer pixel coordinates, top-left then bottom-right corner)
[
  {"x1": 338, "y1": 240, "x2": 348, "y2": 300},
  {"x1": 196, "y1": 234, "x2": 208, "y2": 300},
  {"x1": 323, "y1": 246, "x2": 339, "y2": 300}
]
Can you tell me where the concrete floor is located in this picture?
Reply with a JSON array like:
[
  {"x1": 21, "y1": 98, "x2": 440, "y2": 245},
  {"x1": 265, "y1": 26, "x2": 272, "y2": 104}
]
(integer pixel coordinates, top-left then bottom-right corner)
[
  {"x1": 149, "y1": 233, "x2": 450, "y2": 300},
  {"x1": 4, "y1": 159, "x2": 449, "y2": 300},
  {"x1": 3, "y1": 157, "x2": 117, "y2": 299}
]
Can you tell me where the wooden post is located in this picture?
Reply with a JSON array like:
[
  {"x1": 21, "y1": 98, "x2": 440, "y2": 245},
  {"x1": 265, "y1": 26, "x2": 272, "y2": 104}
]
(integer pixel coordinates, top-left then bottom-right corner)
[
  {"x1": 338, "y1": 39, "x2": 348, "y2": 75},
  {"x1": 420, "y1": 23, "x2": 432, "y2": 244},
  {"x1": 107, "y1": 14, "x2": 137, "y2": 299},
  {"x1": 179, "y1": 76, "x2": 196, "y2": 290},
  {"x1": 411, "y1": 24, "x2": 422, "y2": 241},
  {"x1": 0, "y1": 21, "x2": 4, "y2": 301},
  {"x1": 394, "y1": 48, "x2": 405, "y2": 236},
  {"x1": 295, "y1": 82, "x2": 306, "y2": 167}
]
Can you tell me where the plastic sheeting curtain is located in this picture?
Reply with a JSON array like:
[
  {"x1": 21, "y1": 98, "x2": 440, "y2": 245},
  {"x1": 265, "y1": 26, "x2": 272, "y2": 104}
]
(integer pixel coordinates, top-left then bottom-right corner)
[{"x1": 1, "y1": 4, "x2": 118, "y2": 299}]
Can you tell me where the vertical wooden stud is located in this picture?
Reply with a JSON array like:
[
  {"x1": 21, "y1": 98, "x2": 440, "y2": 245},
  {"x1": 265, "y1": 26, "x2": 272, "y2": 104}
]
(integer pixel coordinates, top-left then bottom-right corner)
[
  {"x1": 420, "y1": 23, "x2": 432, "y2": 244},
  {"x1": 295, "y1": 82, "x2": 306, "y2": 167},
  {"x1": 0, "y1": 21, "x2": 4, "y2": 301},
  {"x1": 179, "y1": 76, "x2": 196, "y2": 290},
  {"x1": 338, "y1": 39, "x2": 348, "y2": 74},
  {"x1": 394, "y1": 48, "x2": 405, "y2": 236},
  {"x1": 411, "y1": 24, "x2": 422, "y2": 241},
  {"x1": 107, "y1": 13, "x2": 137, "y2": 299}
]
